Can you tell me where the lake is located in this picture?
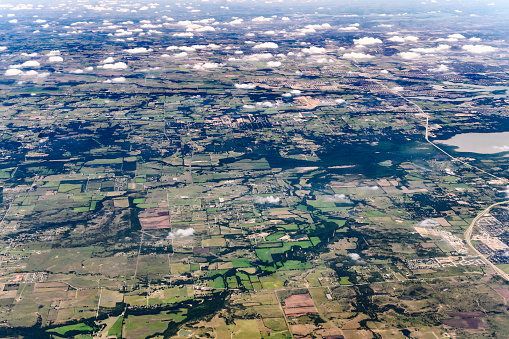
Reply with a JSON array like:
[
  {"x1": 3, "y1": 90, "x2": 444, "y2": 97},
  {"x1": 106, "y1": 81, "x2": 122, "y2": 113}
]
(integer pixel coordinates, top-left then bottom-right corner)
[{"x1": 437, "y1": 131, "x2": 509, "y2": 154}]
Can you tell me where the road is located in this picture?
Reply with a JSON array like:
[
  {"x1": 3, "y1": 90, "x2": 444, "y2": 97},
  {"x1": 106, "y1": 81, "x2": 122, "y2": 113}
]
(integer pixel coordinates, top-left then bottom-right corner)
[{"x1": 464, "y1": 201, "x2": 509, "y2": 282}]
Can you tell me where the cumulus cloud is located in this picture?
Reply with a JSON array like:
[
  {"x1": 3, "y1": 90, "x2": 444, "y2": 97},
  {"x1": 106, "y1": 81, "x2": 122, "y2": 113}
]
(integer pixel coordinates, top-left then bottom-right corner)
[
  {"x1": 399, "y1": 52, "x2": 421, "y2": 60},
  {"x1": 449, "y1": 33, "x2": 466, "y2": 39},
  {"x1": 253, "y1": 42, "x2": 278, "y2": 49},
  {"x1": 167, "y1": 228, "x2": 195, "y2": 239},
  {"x1": 235, "y1": 83, "x2": 256, "y2": 89},
  {"x1": 348, "y1": 253, "x2": 361, "y2": 261},
  {"x1": 410, "y1": 44, "x2": 450, "y2": 54},
  {"x1": 388, "y1": 35, "x2": 419, "y2": 42},
  {"x1": 354, "y1": 37, "x2": 382, "y2": 45},
  {"x1": 46, "y1": 50, "x2": 61, "y2": 56},
  {"x1": 193, "y1": 62, "x2": 221, "y2": 71},
  {"x1": 111, "y1": 77, "x2": 126, "y2": 83},
  {"x1": 48, "y1": 56, "x2": 63, "y2": 63},
  {"x1": 304, "y1": 23, "x2": 331, "y2": 30},
  {"x1": 173, "y1": 52, "x2": 188, "y2": 58},
  {"x1": 462, "y1": 44, "x2": 497, "y2": 54},
  {"x1": 302, "y1": 46, "x2": 326, "y2": 54},
  {"x1": 254, "y1": 196, "x2": 280, "y2": 204},
  {"x1": 343, "y1": 52, "x2": 374, "y2": 60},
  {"x1": 266, "y1": 61, "x2": 281, "y2": 67},
  {"x1": 339, "y1": 26, "x2": 359, "y2": 31},
  {"x1": 20, "y1": 60, "x2": 41, "y2": 68},
  {"x1": 324, "y1": 194, "x2": 349, "y2": 202},
  {"x1": 102, "y1": 62, "x2": 128, "y2": 70},
  {"x1": 173, "y1": 32, "x2": 194, "y2": 37},
  {"x1": 419, "y1": 219, "x2": 440, "y2": 227},
  {"x1": 437, "y1": 33, "x2": 466, "y2": 42},
  {"x1": 5, "y1": 69, "x2": 23, "y2": 76},
  {"x1": 428, "y1": 64, "x2": 449, "y2": 72},
  {"x1": 229, "y1": 19, "x2": 243, "y2": 25},
  {"x1": 252, "y1": 16, "x2": 272, "y2": 22},
  {"x1": 102, "y1": 57, "x2": 115, "y2": 63},
  {"x1": 125, "y1": 47, "x2": 151, "y2": 54}
]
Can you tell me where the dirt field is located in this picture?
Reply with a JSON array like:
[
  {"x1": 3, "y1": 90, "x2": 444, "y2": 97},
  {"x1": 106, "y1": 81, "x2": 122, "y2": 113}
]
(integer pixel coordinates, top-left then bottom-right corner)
[
  {"x1": 139, "y1": 208, "x2": 171, "y2": 229},
  {"x1": 494, "y1": 287, "x2": 509, "y2": 299},
  {"x1": 282, "y1": 293, "x2": 318, "y2": 317}
]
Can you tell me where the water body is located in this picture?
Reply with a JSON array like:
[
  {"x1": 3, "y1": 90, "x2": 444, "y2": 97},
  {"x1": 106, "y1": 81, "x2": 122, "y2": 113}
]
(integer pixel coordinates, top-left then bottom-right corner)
[
  {"x1": 437, "y1": 131, "x2": 509, "y2": 154},
  {"x1": 410, "y1": 82, "x2": 509, "y2": 102}
]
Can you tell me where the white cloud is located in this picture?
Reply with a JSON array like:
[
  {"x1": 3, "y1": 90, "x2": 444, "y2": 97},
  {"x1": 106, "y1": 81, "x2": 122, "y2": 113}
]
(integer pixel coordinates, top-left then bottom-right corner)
[
  {"x1": 5, "y1": 69, "x2": 23, "y2": 76},
  {"x1": 302, "y1": 46, "x2": 326, "y2": 54},
  {"x1": 338, "y1": 26, "x2": 358, "y2": 31},
  {"x1": 179, "y1": 46, "x2": 196, "y2": 52},
  {"x1": 46, "y1": 50, "x2": 61, "y2": 56},
  {"x1": 449, "y1": 33, "x2": 466, "y2": 39},
  {"x1": 173, "y1": 52, "x2": 188, "y2": 58},
  {"x1": 111, "y1": 77, "x2": 126, "y2": 83},
  {"x1": 21, "y1": 60, "x2": 41, "y2": 68},
  {"x1": 428, "y1": 64, "x2": 449, "y2": 72},
  {"x1": 193, "y1": 62, "x2": 221, "y2": 71},
  {"x1": 0, "y1": 46, "x2": 7, "y2": 52},
  {"x1": 282, "y1": 17, "x2": 290, "y2": 21},
  {"x1": 348, "y1": 253, "x2": 361, "y2": 260},
  {"x1": 388, "y1": 35, "x2": 419, "y2": 43},
  {"x1": 304, "y1": 23, "x2": 331, "y2": 30},
  {"x1": 419, "y1": 219, "x2": 440, "y2": 227},
  {"x1": 173, "y1": 32, "x2": 194, "y2": 37},
  {"x1": 254, "y1": 196, "x2": 280, "y2": 204},
  {"x1": 229, "y1": 19, "x2": 243, "y2": 25},
  {"x1": 324, "y1": 194, "x2": 349, "y2": 202},
  {"x1": 253, "y1": 42, "x2": 278, "y2": 49},
  {"x1": 167, "y1": 228, "x2": 195, "y2": 239},
  {"x1": 240, "y1": 53, "x2": 274, "y2": 62},
  {"x1": 102, "y1": 57, "x2": 115, "y2": 63},
  {"x1": 195, "y1": 25, "x2": 215, "y2": 32},
  {"x1": 342, "y1": 52, "x2": 374, "y2": 60},
  {"x1": 266, "y1": 61, "x2": 281, "y2": 67},
  {"x1": 125, "y1": 47, "x2": 151, "y2": 54},
  {"x1": 399, "y1": 52, "x2": 421, "y2": 60},
  {"x1": 354, "y1": 37, "x2": 382, "y2": 45},
  {"x1": 23, "y1": 70, "x2": 39, "y2": 76},
  {"x1": 252, "y1": 16, "x2": 272, "y2": 22},
  {"x1": 48, "y1": 56, "x2": 63, "y2": 63},
  {"x1": 462, "y1": 44, "x2": 497, "y2": 54},
  {"x1": 469, "y1": 37, "x2": 482, "y2": 42},
  {"x1": 8, "y1": 19, "x2": 18, "y2": 24},
  {"x1": 235, "y1": 83, "x2": 256, "y2": 89},
  {"x1": 102, "y1": 62, "x2": 128, "y2": 70},
  {"x1": 410, "y1": 44, "x2": 450, "y2": 54}
]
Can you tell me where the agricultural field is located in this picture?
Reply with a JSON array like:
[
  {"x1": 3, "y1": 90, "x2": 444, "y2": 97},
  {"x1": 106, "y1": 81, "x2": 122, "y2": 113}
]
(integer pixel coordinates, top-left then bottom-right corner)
[{"x1": 1, "y1": 0, "x2": 509, "y2": 338}]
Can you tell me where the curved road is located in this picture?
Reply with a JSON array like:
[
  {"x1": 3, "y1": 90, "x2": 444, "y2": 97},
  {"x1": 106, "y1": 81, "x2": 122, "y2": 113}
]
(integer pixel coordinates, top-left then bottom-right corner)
[{"x1": 464, "y1": 201, "x2": 509, "y2": 281}]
